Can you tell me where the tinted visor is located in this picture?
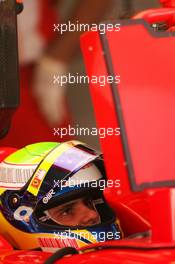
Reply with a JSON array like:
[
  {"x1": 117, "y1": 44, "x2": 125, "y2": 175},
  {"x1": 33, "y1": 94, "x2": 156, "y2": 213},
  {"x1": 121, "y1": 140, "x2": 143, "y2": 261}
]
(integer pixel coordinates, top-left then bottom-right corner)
[{"x1": 36, "y1": 144, "x2": 105, "y2": 199}]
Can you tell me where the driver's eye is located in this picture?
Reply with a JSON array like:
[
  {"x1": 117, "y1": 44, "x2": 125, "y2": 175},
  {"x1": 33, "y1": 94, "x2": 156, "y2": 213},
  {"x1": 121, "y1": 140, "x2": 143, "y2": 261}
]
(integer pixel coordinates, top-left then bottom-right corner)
[
  {"x1": 84, "y1": 199, "x2": 94, "y2": 209},
  {"x1": 60, "y1": 207, "x2": 73, "y2": 216}
]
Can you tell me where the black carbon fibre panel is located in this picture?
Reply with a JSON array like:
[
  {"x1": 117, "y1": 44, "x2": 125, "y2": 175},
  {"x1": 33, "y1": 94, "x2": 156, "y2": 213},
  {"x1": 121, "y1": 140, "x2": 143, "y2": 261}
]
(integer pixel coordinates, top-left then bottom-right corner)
[{"x1": 0, "y1": 0, "x2": 20, "y2": 138}]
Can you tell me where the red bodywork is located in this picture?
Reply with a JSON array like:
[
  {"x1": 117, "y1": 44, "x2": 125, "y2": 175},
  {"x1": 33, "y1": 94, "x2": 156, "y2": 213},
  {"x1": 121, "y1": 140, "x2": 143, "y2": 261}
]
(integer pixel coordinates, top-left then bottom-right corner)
[
  {"x1": 80, "y1": 17, "x2": 175, "y2": 243},
  {"x1": 1, "y1": 0, "x2": 175, "y2": 263},
  {"x1": 1, "y1": 240, "x2": 175, "y2": 264}
]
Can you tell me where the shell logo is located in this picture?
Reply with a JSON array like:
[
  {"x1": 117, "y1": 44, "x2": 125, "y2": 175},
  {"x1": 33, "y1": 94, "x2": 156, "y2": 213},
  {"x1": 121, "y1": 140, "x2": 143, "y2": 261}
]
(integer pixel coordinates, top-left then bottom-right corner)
[{"x1": 31, "y1": 177, "x2": 41, "y2": 188}]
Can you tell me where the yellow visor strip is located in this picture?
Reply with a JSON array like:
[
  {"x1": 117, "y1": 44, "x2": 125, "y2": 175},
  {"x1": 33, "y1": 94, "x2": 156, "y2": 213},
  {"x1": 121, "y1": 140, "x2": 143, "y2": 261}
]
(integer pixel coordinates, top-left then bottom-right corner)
[{"x1": 27, "y1": 141, "x2": 81, "y2": 196}]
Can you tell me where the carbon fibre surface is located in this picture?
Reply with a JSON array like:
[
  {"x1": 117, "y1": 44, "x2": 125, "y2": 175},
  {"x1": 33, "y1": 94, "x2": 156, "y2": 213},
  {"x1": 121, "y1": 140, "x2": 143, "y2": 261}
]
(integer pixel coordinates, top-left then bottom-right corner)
[{"x1": 0, "y1": 0, "x2": 19, "y2": 137}]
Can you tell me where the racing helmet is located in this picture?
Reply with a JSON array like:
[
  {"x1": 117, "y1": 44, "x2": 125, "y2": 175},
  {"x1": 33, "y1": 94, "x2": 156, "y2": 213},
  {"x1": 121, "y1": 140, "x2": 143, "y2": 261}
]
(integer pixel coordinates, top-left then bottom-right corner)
[{"x1": 0, "y1": 141, "x2": 122, "y2": 252}]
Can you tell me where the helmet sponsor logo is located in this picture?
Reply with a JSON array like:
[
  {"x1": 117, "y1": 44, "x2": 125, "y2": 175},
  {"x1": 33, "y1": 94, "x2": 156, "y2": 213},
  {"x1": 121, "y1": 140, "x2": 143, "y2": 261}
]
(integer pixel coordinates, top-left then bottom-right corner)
[
  {"x1": 14, "y1": 206, "x2": 33, "y2": 222},
  {"x1": 38, "y1": 237, "x2": 79, "y2": 250},
  {"x1": 31, "y1": 169, "x2": 46, "y2": 189},
  {"x1": 0, "y1": 163, "x2": 37, "y2": 189},
  {"x1": 32, "y1": 178, "x2": 40, "y2": 187},
  {"x1": 42, "y1": 189, "x2": 56, "y2": 204}
]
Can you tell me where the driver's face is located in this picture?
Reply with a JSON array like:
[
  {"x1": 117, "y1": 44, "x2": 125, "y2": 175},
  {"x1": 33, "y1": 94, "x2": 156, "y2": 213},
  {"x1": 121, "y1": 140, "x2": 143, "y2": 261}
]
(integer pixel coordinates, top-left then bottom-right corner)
[{"x1": 46, "y1": 198, "x2": 101, "y2": 227}]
